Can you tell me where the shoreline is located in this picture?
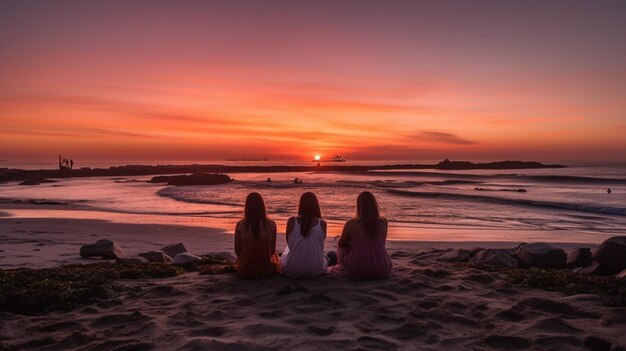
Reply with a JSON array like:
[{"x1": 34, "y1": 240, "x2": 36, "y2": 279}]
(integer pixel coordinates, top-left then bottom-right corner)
[{"x1": 0, "y1": 201, "x2": 607, "y2": 269}]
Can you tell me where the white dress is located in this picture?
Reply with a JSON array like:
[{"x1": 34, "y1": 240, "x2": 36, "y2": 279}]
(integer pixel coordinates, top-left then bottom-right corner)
[{"x1": 280, "y1": 218, "x2": 328, "y2": 279}]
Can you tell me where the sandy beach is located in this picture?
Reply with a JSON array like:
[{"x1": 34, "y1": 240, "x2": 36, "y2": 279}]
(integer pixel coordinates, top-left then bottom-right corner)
[{"x1": 1, "y1": 202, "x2": 625, "y2": 351}]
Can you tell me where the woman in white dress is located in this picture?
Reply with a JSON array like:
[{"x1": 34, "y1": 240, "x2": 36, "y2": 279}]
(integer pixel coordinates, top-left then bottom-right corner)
[{"x1": 280, "y1": 192, "x2": 334, "y2": 279}]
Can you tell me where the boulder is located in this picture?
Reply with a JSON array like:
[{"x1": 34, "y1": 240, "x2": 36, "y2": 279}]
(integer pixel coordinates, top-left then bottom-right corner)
[
  {"x1": 438, "y1": 249, "x2": 470, "y2": 262},
  {"x1": 566, "y1": 248, "x2": 593, "y2": 269},
  {"x1": 116, "y1": 256, "x2": 149, "y2": 265},
  {"x1": 80, "y1": 240, "x2": 125, "y2": 259},
  {"x1": 201, "y1": 252, "x2": 237, "y2": 264},
  {"x1": 516, "y1": 243, "x2": 566, "y2": 269},
  {"x1": 18, "y1": 178, "x2": 58, "y2": 186},
  {"x1": 139, "y1": 251, "x2": 172, "y2": 263},
  {"x1": 592, "y1": 236, "x2": 626, "y2": 274},
  {"x1": 172, "y1": 253, "x2": 202, "y2": 264},
  {"x1": 470, "y1": 249, "x2": 518, "y2": 268},
  {"x1": 161, "y1": 243, "x2": 187, "y2": 258},
  {"x1": 573, "y1": 261, "x2": 616, "y2": 276}
]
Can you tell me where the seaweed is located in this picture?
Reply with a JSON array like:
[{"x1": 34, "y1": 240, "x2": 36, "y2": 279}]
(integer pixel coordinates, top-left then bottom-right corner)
[{"x1": 0, "y1": 261, "x2": 233, "y2": 315}]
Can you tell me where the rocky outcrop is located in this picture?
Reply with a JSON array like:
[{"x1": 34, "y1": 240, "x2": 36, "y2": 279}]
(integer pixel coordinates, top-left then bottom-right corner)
[
  {"x1": 80, "y1": 240, "x2": 125, "y2": 259},
  {"x1": 470, "y1": 249, "x2": 518, "y2": 268},
  {"x1": 566, "y1": 248, "x2": 593, "y2": 269},
  {"x1": 172, "y1": 253, "x2": 202, "y2": 264},
  {"x1": 161, "y1": 243, "x2": 187, "y2": 258},
  {"x1": 18, "y1": 178, "x2": 58, "y2": 186},
  {"x1": 139, "y1": 251, "x2": 172, "y2": 263},
  {"x1": 149, "y1": 173, "x2": 231, "y2": 186},
  {"x1": 592, "y1": 236, "x2": 626, "y2": 274},
  {"x1": 516, "y1": 243, "x2": 567, "y2": 269}
]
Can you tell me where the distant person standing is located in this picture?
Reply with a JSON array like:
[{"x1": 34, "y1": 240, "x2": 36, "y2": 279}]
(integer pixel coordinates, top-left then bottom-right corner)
[
  {"x1": 70, "y1": 159, "x2": 74, "y2": 170},
  {"x1": 607, "y1": 188, "x2": 612, "y2": 194}
]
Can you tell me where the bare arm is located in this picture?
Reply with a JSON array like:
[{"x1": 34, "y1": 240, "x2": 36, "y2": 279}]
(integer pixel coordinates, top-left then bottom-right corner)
[
  {"x1": 285, "y1": 217, "x2": 295, "y2": 243},
  {"x1": 321, "y1": 219, "x2": 327, "y2": 239},
  {"x1": 234, "y1": 221, "x2": 242, "y2": 256},
  {"x1": 337, "y1": 220, "x2": 352, "y2": 248},
  {"x1": 270, "y1": 220, "x2": 277, "y2": 253}
]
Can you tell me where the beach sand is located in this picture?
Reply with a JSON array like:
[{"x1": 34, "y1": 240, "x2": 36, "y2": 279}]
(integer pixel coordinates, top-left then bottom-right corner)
[{"x1": 1, "y1": 203, "x2": 625, "y2": 350}]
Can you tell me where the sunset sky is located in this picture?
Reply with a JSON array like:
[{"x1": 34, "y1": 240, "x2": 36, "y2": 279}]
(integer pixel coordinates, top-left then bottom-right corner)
[{"x1": 1, "y1": 0, "x2": 625, "y2": 162}]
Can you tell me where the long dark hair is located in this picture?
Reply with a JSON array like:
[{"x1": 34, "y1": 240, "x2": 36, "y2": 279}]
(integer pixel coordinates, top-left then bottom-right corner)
[
  {"x1": 356, "y1": 191, "x2": 382, "y2": 238},
  {"x1": 244, "y1": 192, "x2": 267, "y2": 239},
  {"x1": 298, "y1": 192, "x2": 321, "y2": 237}
]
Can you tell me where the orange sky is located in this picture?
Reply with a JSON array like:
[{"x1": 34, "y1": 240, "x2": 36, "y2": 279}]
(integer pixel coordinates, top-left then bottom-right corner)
[{"x1": 1, "y1": 1, "x2": 625, "y2": 162}]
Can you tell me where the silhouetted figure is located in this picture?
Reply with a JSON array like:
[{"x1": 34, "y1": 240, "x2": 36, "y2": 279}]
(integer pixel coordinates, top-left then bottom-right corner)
[
  {"x1": 70, "y1": 160, "x2": 74, "y2": 170},
  {"x1": 266, "y1": 177, "x2": 272, "y2": 182},
  {"x1": 293, "y1": 178, "x2": 299, "y2": 184},
  {"x1": 298, "y1": 179, "x2": 304, "y2": 184},
  {"x1": 58, "y1": 155, "x2": 62, "y2": 170},
  {"x1": 608, "y1": 188, "x2": 612, "y2": 194}
]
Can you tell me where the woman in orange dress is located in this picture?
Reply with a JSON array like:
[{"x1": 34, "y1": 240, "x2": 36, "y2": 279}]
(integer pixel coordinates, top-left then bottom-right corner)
[{"x1": 234, "y1": 192, "x2": 280, "y2": 278}]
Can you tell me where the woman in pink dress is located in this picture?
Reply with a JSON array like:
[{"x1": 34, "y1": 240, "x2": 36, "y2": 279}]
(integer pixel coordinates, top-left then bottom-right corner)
[{"x1": 334, "y1": 191, "x2": 392, "y2": 279}]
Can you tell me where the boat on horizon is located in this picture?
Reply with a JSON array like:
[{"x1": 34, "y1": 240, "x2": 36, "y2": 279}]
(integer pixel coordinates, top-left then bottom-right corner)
[{"x1": 312, "y1": 154, "x2": 346, "y2": 162}]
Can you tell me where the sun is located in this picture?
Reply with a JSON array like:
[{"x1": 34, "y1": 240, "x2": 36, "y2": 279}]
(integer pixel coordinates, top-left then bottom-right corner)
[{"x1": 314, "y1": 154, "x2": 321, "y2": 161}]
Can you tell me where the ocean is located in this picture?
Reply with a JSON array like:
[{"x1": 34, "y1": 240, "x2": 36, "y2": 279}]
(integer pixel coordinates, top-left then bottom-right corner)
[{"x1": 1, "y1": 160, "x2": 625, "y2": 242}]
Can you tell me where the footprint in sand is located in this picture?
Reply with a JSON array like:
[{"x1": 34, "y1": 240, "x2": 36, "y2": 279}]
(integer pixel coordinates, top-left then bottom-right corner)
[
  {"x1": 357, "y1": 336, "x2": 398, "y2": 350},
  {"x1": 485, "y1": 335, "x2": 531, "y2": 349},
  {"x1": 307, "y1": 325, "x2": 335, "y2": 336}
]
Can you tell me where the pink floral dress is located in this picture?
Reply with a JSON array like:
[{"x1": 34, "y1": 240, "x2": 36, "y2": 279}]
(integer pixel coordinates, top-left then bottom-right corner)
[{"x1": 331, "y1": 219, "x2": 392, "y2": 279}]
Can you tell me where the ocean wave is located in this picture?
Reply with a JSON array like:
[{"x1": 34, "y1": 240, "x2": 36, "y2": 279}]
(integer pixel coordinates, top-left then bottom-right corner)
[
  {"x1": 387, "y1": 189, "x2": 626, "y2": 216},
  {"x1": 157, "y1": 188, "x2": 241, "y2": 207},
  {"x1": 367, "y1": 171, "x2": 626, "y2": 184}
]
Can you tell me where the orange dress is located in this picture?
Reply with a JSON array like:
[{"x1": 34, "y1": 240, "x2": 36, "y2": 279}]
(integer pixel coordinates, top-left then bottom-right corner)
[{"x1": 234, "y1": 219, "x2": 280, "y2": 279}]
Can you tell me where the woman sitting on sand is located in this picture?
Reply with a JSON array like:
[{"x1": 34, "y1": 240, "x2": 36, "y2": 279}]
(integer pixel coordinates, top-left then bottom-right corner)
[
  {"x1": 333, "y1": 191, "x2": 392, "y2": 279},
  {"x1": 234, "y1": 192, "x2": 280, "y2": 278},
  {"x1": 280, "y1": 192, "x2": 335, "y2": 278}
]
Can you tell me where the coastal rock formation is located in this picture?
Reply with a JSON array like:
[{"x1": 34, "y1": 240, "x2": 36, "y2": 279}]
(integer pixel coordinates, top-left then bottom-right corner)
[
  {"x1": 0, "y1": 160, "x2": 566, "y2": 184},
  {"x1": 116, "y1": 257, "x2": 149, "y2": 265},
  {"x1": 592, "y1": 236, "x2": 626, "y2": 274},
  {"x1": 149, "y1": 173, "x2": 231, "y2": 186},
  {"x1": 437, "y1": 159, "x2": 564, "y2": 170},
  {"x1": 161, "y1": 243, "x2": 187, "y2": 257},
  {"x1": 172, "y1": 253, "x2": 202, "y2": 264},
  {"x1": 80, "y1": 240, "x2": 125, "y2": 259},
  {"x1": 566, "y1": 248, "x2": 593, "y2": 269},
  {"x1": 470, "y1": 249, "x2": 518, "y2": 268},
  {"x1": 516, "y1": 243, "x2": 567, "y2": 269},
  {"x1": 139, "y1": 251, "x2": 172, "y2": 263},
  {"x1": 18, "y1": 178, "x2": 58, "y2": 186}
]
